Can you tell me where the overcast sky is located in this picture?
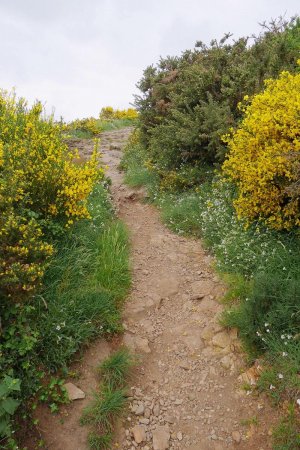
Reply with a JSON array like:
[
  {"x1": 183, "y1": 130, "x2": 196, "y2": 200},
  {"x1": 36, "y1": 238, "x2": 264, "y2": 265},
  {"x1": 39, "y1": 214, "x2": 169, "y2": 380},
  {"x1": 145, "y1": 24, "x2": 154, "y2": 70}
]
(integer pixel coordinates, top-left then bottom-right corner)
[{"x1": 0, "y1": 0, "x2": 298, "y2": 120}]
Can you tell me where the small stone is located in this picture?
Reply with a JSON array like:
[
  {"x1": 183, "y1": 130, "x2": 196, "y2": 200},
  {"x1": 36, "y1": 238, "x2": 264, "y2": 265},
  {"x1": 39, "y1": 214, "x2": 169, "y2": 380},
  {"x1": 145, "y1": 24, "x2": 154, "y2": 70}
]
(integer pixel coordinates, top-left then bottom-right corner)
[
  {"x1": 63, "y1": 382, "x2": 85, "y2": 400},
  {"x1": 140, "y1": 418, "x2": 150, "y2": 425},
  {"x1": 135, "y1": 403, "x2": 145, "y2": 415},
  {"x1": 177, "y1": 431, "x2": 183, "y2": 441},
  {"x1": 191, "y1": 280, "x2": 212, "y2": 297},
  {"x1": 220, "y1": 355, "x2": 232, "y2": 369},
  {"x1": 132, "y1": 425, "x2": 146, "y2": 444},
  {"x1": 125, "y1": 191, "x2": 136, "y2": 200},
  {"x1": 152, "y1": 426, "x2": 170, "y2": 450},
  {"x1": 232, "y1": 431, "x2": 241, "y2": 443},
  {"x1": 179, "y1": 362, "x2": 190, "y2": 370},
  {"x1": 135, "y1": 337, "x2": 151, "y2": 354},
  {"x1": 153, "y1": 403, "x2": 160, "y2": 416},
  {"x1": 144, "y1": 407, "x2": 151, "y2": 419},
  {"x1": 165, "y1": 415, "x2": 175, "y2": 424},
  {"x1": 201, "y1": 324, "x2": 216, "y2": 341}
]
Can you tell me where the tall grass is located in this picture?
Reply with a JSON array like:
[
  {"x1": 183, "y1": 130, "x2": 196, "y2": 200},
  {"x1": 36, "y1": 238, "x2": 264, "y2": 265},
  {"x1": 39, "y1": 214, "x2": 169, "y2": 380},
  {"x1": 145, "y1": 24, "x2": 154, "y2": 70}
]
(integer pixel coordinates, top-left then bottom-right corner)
[{"x1": 35, "y1": 183, "x2": 131, "y2": 371}]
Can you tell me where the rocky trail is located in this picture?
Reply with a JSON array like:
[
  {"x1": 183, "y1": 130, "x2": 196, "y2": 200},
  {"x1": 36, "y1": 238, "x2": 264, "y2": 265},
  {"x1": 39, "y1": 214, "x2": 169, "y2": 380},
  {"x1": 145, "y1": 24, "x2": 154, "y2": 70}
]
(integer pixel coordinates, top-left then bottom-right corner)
[{"x1": 31, "y1": 129, "x2": 278, "y2": 450}]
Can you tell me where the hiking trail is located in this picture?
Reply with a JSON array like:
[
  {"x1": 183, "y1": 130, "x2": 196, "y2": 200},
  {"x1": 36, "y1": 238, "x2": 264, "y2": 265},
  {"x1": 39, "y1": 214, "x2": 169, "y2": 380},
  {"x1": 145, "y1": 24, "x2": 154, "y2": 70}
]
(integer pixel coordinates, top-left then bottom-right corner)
[{"x1": 31, "y1": 129, "x2": 278, "y2": 450}]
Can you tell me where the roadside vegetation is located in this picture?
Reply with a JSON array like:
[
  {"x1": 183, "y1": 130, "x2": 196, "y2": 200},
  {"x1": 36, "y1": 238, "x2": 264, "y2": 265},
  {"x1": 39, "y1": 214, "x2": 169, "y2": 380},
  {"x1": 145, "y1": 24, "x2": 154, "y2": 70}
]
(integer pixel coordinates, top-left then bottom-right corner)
[
  {"x1": 121, "y1": 17, "x2": 300, "y2": 449},
  {"x1": 63, "y1": 106, "x2": 138, "y2": 139},
  {"x1": 0, "y1": 93, "x2": 131, "y2": 448}
]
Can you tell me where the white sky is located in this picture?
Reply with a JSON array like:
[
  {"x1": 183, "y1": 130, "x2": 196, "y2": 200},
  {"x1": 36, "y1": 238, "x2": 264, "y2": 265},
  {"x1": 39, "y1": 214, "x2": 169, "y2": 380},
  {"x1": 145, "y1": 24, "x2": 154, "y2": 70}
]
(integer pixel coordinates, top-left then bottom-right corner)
[{"x1": 0, "y1": 0, "x2": 298, "y2": 120}]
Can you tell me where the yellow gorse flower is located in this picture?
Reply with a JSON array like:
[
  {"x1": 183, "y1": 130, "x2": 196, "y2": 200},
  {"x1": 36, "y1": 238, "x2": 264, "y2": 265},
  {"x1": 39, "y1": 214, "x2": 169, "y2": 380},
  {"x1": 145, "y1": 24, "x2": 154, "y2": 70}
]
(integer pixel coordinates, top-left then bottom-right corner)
[{"x1": 222, "y1": 71, "x2": 300, "y2": 230}]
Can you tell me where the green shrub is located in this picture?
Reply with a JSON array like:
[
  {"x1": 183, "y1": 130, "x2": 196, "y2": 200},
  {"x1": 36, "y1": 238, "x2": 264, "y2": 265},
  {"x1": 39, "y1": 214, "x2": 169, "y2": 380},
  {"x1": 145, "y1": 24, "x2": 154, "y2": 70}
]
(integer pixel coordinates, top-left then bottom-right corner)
[{"x1": 135, "y1": 17, "x2": 300, "y2": 173}]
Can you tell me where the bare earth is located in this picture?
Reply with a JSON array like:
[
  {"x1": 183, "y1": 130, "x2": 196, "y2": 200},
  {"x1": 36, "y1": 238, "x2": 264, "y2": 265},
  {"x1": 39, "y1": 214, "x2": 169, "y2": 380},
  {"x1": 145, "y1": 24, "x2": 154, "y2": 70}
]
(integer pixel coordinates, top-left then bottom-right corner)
[{"x1": 29, "y1": 129, "x2": 279, "y2": 450}]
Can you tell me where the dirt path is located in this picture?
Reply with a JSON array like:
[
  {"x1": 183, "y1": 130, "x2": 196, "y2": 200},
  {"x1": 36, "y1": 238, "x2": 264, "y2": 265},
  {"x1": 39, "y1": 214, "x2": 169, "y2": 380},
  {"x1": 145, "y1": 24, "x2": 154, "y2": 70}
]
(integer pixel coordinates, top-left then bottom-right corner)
[{"x1": 32, "y1": 129, "x2": 277, "y2": 450}]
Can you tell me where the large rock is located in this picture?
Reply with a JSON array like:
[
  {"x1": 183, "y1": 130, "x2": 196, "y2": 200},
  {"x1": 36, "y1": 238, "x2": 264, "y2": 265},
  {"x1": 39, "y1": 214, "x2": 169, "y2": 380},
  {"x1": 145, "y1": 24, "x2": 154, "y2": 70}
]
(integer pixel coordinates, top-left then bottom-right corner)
[
  {"x1": 63, "y1": 382, "x2": 85, "y2": 400},
  {"x1": 152, "y1": 426, "x2": 170, "y2": 450},
  {"x1": 212, "y1": 331, "x2": 231, "y2": 348}
]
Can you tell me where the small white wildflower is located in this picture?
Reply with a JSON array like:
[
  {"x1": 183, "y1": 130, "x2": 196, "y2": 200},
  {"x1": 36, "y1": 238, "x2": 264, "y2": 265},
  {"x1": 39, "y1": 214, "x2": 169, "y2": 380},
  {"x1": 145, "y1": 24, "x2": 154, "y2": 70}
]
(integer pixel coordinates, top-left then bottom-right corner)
[
  {"x1": 278, "y1": 374, "x2": 284, "y2": 379},
  {"x1": 56, "y1": 325, "x2": 61, "y2": 331},
  {"x1": 264, "y1": 323, "x2": 269, "y2": 327},
  {"x1": 256, "y1": 331, "x2": 262, "y2": 337},
  {"x1": 281, "y1": 334, "x2": 285, "y2": 340},
  {"x1": 266, "y1": 329, "x2": 270, "y2": 333},
  {"x1": 282, "y1": 352, "x2": 288, "y2": 357},
  {"x1": 269, "y1": 384, "x2": 276, "y2": 390}
]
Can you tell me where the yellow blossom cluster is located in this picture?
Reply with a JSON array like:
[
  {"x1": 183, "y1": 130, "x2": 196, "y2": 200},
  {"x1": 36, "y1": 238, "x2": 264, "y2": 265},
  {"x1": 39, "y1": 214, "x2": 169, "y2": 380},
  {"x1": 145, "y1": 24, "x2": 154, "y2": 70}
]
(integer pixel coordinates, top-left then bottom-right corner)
[
  {"x1": 222, "y1": 71, "x2": 300, "y2": 230},
  {"x1": 0, "y1": 211, "x2": 54, "y2": 298},
  {"x1": 99, "y1": 106, "x2": 138, "y2": 121},
  {"x1": 0, "y1": 91, "x2": 103, "y2": 299}
]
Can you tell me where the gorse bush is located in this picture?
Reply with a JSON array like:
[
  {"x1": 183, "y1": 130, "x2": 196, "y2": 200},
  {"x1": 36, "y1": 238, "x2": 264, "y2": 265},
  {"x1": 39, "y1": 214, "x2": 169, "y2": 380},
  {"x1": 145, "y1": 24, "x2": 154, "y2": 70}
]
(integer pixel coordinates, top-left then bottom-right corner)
[
  {"x1": 64, "y1": 117, "x2": 102, "y2": 137},
  {"x1": 0, "y1": 213, "x2": 53, "y2": 298},
  {"x1": 0, "y1": 91, "x2": 102, "y2": 300},
  {"x1": 99, "y1": 106, "x2": 138, "y2": 121},
  {"x1": 135, "y1": 17, "x2": 300, "y2": 172},
  {"x1": 0, "y1": 93, "x2": 102, "y2": 223},
  {"x1": 223, "y1": 70, "x2": 300, "y2": 230}
]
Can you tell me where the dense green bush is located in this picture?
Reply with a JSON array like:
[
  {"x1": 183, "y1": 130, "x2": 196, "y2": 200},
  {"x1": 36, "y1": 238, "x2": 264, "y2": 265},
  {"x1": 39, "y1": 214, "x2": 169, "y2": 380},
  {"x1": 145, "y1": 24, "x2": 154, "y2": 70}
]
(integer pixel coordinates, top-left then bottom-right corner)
[{"x1": 135, "y1": 17, "x2": 300, "y2": 172}]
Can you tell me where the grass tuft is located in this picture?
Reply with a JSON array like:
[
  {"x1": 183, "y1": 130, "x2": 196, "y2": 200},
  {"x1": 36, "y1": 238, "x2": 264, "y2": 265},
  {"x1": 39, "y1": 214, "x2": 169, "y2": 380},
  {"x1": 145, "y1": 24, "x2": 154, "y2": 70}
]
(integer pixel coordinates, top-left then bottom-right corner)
[
  {"x1": 82, "y1": 348, "x2": 134, "y2": 448},
  {"x1": 272, "y1": 404, "x2": 300, "y2": 450},
  {"x1": 88, "y1": 432, "x2": 113, "y2": 450},
  {"x1": 81, "y1": 387, "x2": 127, "y2": 430},
  {"x1": 99, "y1": 348, "x2": 134, "y2": 390}
]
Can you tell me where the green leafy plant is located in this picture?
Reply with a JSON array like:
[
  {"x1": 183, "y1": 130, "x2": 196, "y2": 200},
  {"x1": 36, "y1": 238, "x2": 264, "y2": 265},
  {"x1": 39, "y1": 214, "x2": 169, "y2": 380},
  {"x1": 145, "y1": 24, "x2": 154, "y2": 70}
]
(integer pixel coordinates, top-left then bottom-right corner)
[{"x1": 0, "y1": 376, "x2": 20, "y2": 438}]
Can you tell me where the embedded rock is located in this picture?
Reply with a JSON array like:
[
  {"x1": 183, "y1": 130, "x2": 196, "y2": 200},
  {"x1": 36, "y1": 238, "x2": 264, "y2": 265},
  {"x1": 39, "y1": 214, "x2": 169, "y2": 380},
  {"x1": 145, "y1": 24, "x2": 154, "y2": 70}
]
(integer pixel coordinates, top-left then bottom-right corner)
[{"x1": 63, "y1": 382, "x2": 85, "y2": 401}]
